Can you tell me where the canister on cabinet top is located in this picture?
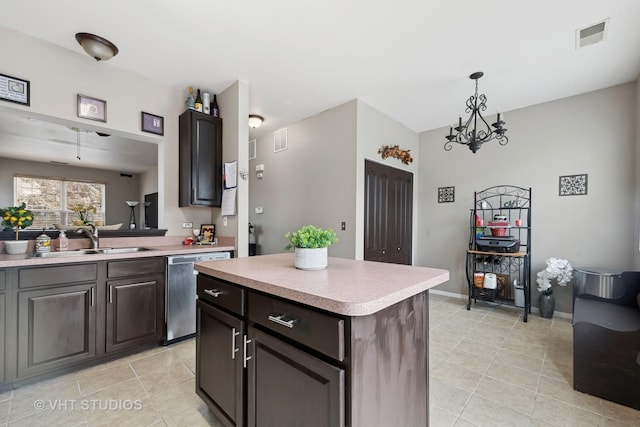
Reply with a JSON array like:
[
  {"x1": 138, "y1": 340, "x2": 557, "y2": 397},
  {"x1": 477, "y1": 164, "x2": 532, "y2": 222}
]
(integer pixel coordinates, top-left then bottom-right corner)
[{"x1": 35, "y1": 231, "x2": 51, "y2": 253}]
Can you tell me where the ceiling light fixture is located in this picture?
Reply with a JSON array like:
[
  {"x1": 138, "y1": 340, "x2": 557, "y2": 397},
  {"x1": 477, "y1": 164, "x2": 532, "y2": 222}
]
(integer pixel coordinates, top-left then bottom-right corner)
[
  {"x1": 75, "y1": 32, "x2": 119, "y2": 61},
  {"x1": 445, "y1": 72, "x2": 508, "y2": 153},
  {"x1": 248, "y1": 114, "x2": 264, "y2": 129}
]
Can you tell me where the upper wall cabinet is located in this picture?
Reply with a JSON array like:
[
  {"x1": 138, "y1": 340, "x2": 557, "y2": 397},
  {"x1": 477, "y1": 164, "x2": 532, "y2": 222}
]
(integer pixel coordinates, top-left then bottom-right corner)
[{"x1": 179, "y1": 110, "x2": 223, "y2": 207}]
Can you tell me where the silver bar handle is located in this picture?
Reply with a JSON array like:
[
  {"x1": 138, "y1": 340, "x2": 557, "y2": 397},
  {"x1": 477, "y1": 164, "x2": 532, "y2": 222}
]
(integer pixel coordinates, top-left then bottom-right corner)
[
  {"x1": 109, "y1": 285, "x2": 113, "y2": 304},
  {"x1": 268, "y1": 315, "x2": 296, "y2": 329},
  {"x1": 231, "y1": 328, "x2": 240, "y2": 359},
  {"x1": 90, "y1": 287, "x2": 94, "y2": 307},
  {"x1": 243, "y1": 335, "x2": 252, "y2": 368},
  {"x1": 204, "y1": 289, "x2": 222, "y2": 298}
]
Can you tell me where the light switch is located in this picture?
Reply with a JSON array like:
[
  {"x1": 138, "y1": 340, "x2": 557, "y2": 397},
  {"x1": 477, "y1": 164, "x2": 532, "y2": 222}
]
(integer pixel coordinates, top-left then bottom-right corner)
[{"x1": 255, "y1": 207, "x2": 264, "y2": 214}]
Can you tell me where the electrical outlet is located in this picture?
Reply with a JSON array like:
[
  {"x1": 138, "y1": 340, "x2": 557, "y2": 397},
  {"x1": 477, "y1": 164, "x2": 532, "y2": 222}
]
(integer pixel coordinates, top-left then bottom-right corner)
[
  {"x1": 255, "y1": 207, "x2": 263, "y2": 214},
  {"x1": 341, "y1": 221, "x2": 346, "y2": 231},
  {"x1": 223, "y1": 216, "x2": 228, "y2": 227},
  {"x1": 182, "y1": 222, "x2": 193, "y2": 229}
]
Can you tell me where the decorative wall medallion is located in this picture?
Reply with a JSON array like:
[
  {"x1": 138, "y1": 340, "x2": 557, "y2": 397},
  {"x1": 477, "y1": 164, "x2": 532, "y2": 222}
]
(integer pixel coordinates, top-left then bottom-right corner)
[
  {"x1": 559, "y1": 174, "x2": 588, "y2": 196},
  {"x1": 378, "y1": 145, "x2": 413, "y2": 165},
  {"x1": 438, "y1": 186, "x2": 455, "y2": 203}
]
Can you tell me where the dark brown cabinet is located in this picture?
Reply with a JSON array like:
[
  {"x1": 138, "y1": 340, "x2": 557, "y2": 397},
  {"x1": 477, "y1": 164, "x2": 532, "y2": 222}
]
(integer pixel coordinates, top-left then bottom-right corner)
[
  {"x1": 196, "y1": 273, "x2": 429, "y2": 427},
  {"x1": 106, "y1": 258, "x2": 165, "y2": 353},
  {"x1": 17, "y1": 282, "x2": 96, "y2": 379},
  {"x1": 0, "y1": 269, "x2": 6, "y2": 383},
  {"x1": 1, "y1": 257, "x2": 165, "y2": 385},
  {"x1": 179, "y1": 110, "x2": 223, "y2": 207},
  {"x1": 196, "y1": 300, "x2": 244, "y2": 427},
  {"x1": 246, "y1": 326, "x2": 344, "y2": 427}
]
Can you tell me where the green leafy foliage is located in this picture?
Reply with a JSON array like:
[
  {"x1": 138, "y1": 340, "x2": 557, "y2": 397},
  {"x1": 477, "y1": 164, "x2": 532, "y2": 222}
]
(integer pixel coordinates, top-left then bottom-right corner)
[{"x1": 285, "y1": 225, "x2": 338, "y2": 250}]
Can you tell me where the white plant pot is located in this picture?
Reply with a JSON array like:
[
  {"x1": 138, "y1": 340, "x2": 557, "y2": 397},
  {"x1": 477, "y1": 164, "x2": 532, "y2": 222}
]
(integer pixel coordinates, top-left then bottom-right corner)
[
  {"x1": 4, "y1": 240, "x2": 29, "y2": 254},
  {"x1": 294, "y1": 247, "x2": 328, "y2": 270}
]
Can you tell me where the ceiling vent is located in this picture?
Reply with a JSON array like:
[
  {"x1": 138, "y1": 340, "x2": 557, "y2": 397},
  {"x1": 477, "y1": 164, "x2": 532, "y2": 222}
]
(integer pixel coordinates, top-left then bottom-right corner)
[{"x1": 576, "y1": 19, "x2": 609, "y2": 49}]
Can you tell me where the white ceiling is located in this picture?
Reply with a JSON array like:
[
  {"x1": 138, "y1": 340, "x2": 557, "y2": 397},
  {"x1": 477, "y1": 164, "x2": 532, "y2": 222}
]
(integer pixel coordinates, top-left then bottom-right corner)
[{"x1": 0, "y1": 0, "x2": 639, "y2": 153}]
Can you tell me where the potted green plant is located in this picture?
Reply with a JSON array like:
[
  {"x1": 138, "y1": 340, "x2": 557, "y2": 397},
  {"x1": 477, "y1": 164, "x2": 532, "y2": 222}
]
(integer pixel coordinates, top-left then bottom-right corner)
[
  {"x1": 285, "y1": 225, "x2": 338, "y2": 270},
  {"x1": 1, "y1": 202, "x2": 34, "y2": 254}
]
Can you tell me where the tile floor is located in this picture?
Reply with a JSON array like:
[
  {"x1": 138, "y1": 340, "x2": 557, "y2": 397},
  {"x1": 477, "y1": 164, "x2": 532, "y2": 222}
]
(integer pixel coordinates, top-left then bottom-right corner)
[{"x1": 0, "y1": 294, "x2": 637, "y2": 426}]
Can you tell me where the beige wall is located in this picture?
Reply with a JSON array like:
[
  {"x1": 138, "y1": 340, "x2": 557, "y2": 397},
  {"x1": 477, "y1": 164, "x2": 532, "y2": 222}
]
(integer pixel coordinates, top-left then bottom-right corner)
[
  {"x1": 0, "y1": 26, "x2": 223, "y2": 236},
  {"x1": 249, "y1": 100, "x2": 358, "y2": 258},
  {"x1": 418, "y1": 82, "x2": 638, "y2": 313}
]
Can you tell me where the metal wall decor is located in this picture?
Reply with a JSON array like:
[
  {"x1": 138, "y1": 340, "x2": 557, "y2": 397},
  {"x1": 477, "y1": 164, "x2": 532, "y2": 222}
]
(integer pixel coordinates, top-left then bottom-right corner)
[
  {"x1": 438, "y1": 186, "x2": 455, "y2": 203},
  {"x1": 378, "y1": 145, "x2": 413, "y2": 165},
  {"x1": 559, "y1": 174, "x2": 588, "y2": 196},
  {"x1": 445, "y1": 71, "x2": 508, "y2": 153}
]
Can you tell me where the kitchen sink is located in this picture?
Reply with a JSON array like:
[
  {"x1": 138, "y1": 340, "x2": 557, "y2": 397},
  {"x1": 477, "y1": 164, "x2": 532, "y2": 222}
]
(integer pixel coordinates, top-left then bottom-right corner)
[{"x1": 33, "y1": 247, "x2": 153, "y2": 258}]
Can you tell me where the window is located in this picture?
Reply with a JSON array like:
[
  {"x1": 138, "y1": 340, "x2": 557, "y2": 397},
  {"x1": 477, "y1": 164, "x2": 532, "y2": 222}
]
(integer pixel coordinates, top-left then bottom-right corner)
[{"x1": 14, "y1": 175, "x2": 106, "y2": 228}]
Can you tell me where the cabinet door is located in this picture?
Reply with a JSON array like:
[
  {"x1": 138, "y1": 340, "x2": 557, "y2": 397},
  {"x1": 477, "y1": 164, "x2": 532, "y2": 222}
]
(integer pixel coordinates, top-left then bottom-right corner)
[
  {"x1": 0, "y1": 292, "x2": 4, "y2": 383},
  {"x1": 17, "y1": 283, "x2": 96, "y2": 379},
  {"x1": 196, "y1": 300, "x2": 244, "y2": 427},
  {"x1": 105, "y1": 274, "x2": 164, "y2": 353},
  {"x1": 179, "y1": 110, "x2": 223, "y2": 207},
  {"x1": 246, "y1": 326, "x2": 345, "y2": 427}
]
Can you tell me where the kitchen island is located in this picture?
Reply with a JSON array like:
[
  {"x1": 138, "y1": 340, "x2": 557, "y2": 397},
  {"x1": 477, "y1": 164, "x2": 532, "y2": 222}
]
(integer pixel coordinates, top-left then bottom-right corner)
[{"x1": 194, "y1": 253, "x2": 449, "y2": 427}]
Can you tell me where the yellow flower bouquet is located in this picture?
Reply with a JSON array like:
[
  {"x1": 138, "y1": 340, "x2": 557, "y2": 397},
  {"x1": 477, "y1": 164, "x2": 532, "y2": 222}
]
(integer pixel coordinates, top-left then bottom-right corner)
[
  {"x1": 70, "y1": 203, "x2": 97, "y2": 225},
  {"x1": 1, "y1": 202, "x2": 34, "y2": 240}
]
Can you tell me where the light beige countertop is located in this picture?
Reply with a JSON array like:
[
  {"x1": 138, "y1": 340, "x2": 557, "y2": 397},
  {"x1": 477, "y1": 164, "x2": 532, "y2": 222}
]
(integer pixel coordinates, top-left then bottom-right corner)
[
  {"x1": 0, "y1": 236, "x2": 235, "y2": 268},
  {"x1": 195, "y1": 253, "x2": 449, "y2": 316}
]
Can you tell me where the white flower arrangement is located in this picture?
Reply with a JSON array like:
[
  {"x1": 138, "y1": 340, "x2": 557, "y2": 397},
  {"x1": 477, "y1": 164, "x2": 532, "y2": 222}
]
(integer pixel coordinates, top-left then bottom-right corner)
[{"x1": 536, "y1": 257, "x2": 573, "y2": 295}]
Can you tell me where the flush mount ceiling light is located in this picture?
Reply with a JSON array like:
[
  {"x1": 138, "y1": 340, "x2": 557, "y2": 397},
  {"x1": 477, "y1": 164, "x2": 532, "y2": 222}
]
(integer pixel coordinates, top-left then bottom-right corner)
[
  {"x1": 444, "y1": 72, "x2": 508, "y2": 154},
  {"x1": 248, "y1": 114, "x2": 264, "y2": 129},
  {"x1": 75, "y1": 32, "x2": 119, "y2": 61}
]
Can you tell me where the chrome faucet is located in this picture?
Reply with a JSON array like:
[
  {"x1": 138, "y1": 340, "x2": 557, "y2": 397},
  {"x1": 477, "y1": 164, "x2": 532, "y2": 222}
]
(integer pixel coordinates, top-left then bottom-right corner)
[{"x1": 75, "y1": 223, "x2": 99, "y2": 249}]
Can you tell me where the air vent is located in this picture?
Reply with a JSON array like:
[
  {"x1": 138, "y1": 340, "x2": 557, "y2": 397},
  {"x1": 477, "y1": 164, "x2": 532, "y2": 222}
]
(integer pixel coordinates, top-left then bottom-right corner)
[
  {"x1": 248, "y1": 139, "x2": 256, "y2": 160},
  {"x1": 274, "y1": 128, "x2": 288, "y2": 153},
  {"x1": 576, "y1": 19, "x2": 609, "y2": 49}
]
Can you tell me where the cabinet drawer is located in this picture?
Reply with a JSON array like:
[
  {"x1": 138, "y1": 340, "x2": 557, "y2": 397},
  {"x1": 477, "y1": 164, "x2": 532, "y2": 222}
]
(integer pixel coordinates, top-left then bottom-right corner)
[
  {"x1": 107, "y1": 257, "x2": 164, "y2": 278},
  {"x1": 197, "y1": 275, "x2": 245, "y2": 316},
  {"x1": 248, "y1": 291, "x2": 344, "y2": 361},
  {"x1": 19, "y1": 263, "x2": 97, "y2": 288}
]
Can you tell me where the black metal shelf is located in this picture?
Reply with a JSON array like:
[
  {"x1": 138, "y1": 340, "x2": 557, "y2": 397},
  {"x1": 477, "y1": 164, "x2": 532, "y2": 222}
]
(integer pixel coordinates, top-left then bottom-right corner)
[{"x1": 466, "y1": 185, "x2": 532, "y2": 322}]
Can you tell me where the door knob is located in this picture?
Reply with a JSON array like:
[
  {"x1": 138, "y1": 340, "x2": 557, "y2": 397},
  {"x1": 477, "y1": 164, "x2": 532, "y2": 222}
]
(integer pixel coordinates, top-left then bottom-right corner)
[
  {"x1": 381, "y1": 250, "x2": 386, "y2": 255},
  {"x1": 397, "y1": 247, "x2": 401, "y2": 251}
]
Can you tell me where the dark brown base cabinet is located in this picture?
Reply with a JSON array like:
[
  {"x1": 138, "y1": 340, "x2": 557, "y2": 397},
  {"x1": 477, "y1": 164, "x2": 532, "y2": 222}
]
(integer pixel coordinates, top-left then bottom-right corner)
[
  {"x1": 196, "y1": 274, "x2": 429, "y2": 427},
  {"x1": 0, "y1": 258, "x2": 164, "y2": 387}
]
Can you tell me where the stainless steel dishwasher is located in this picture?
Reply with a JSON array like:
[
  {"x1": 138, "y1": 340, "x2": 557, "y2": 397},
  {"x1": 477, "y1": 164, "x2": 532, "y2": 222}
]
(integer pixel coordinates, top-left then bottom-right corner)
[{"x1": 165, "y1": 251, "x2": 231, "y2": 344}]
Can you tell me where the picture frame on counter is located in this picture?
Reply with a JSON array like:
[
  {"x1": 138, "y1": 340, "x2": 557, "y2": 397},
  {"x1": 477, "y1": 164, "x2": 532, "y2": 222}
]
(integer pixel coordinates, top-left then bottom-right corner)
[
  {"x1": 0, "y1": 73, "x2": 30, "y2": 106},
  {"x1": 200, "y1": 224, "x2": 215, "y2": 243},
  {"x1": 141, "y1": 111, "x2": 164, "y2": 135},
  {"x1": 77, "y1": 94, "x2": 106, "y2": 122}
]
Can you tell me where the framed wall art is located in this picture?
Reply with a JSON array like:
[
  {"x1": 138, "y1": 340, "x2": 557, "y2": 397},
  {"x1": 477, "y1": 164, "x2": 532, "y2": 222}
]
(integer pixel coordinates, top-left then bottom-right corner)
[
  {"x1": 77, "y1": 94, "x2": 106, "y2": 122},
  {"x1": 559, "y1": 174, "x2": 588, "y2": 196},
  {"x1": 438, "y1": 186, "x2": 455, "y2": 203},
  {"x1": 141, "y1": 111, "x2": 164, "y2": 135},
  {"x1": 0, "y1": 73, "x2": 30, "y2": 106}
]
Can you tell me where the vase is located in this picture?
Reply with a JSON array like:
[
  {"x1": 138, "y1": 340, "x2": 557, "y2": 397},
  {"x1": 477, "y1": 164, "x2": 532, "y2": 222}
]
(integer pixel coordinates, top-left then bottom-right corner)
[
  {"x1": 538, "y1": 293, "x2": 555, "y2": 318},
  {"x1": 4, "y1": 240, "x2": 29, "y2": 255},
  {"x1": 294, "y1": 247, "x2": 328, "y2": 270}
]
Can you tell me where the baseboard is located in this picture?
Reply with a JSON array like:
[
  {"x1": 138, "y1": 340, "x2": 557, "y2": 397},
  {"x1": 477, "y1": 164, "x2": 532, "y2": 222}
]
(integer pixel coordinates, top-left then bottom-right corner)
[{"x1": 429, "y1": 289, "x2": 572, "y2": 319}]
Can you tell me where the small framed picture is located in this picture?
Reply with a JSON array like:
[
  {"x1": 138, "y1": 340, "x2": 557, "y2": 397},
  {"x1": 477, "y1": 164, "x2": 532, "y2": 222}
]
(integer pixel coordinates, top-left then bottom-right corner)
[
  {"x1": 0, "y1": 73, "x2": 30, "y2": 106},
  {"x1": 77, "y1": 94, "x2": 106, "y2": 122},
  {"x1": 200, "y1": 224, "x2": 216, "y2": 243},
  {"x1": 141, "y1": 111, "x2": 164, "y2": 135}
]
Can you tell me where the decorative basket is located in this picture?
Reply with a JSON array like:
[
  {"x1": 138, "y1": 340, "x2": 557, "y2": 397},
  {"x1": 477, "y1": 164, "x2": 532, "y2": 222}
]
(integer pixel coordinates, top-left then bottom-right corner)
[{"x1": 472, "y1": 287, "x2": 497, "y2": 302}]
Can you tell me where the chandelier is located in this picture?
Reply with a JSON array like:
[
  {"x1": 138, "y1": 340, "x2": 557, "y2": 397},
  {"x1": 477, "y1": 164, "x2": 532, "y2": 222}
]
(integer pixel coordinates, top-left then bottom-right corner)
[{"x1": 445, "y1": 72, "x2": 508, "y2": 153}]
